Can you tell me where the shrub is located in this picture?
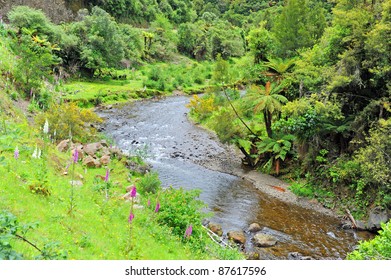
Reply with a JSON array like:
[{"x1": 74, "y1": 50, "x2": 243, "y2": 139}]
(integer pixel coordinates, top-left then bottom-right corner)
[
  {"x1": 35, "y1": 102, "x2": 102, "y2": 143},
  {"x1": 138, "y1": 172, "x2": 161, "y2": 194},
  {"x1": 156, "y1": 187, "x2": 207, "y2": 241},
  {"x1": 348, "y1": 221, "x2": 391, "y2": 260}
]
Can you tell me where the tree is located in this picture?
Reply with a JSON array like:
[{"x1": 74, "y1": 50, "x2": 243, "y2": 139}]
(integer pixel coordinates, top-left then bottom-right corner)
[
  {"x1": 247, "y1": 22, "x2": 277, "y2": 63},
  {"x1": 72, "y1": 7, "x2": 124, "y2": 74},
  {"x1": 273, "y1": 0, "x2": 326, "y2": 57},
  {"x1": 261, "y1": 56, "x2": 296, "y2": 83},
  {"x1": 246, "y1": 81, "x2": 288, "y2": 138}
]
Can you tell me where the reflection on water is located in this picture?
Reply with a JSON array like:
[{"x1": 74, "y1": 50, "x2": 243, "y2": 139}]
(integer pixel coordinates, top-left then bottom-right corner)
[{"x1": 99, "y1": 96, "x2": 369, "y2": 259}]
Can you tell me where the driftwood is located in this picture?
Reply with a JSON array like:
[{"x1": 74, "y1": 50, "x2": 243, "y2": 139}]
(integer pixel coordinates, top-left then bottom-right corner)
[
  {"x1": 345, "y1": 208, "x2": 358, "y2": 229},
  {"x1": 202, "y1": 225, "x2": 234, "y2": 249}
]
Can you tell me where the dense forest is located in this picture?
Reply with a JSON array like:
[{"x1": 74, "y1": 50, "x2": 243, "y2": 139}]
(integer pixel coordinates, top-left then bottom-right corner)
[{"x1": 0, "y1": 0, "x2": 390, "y2": 260}]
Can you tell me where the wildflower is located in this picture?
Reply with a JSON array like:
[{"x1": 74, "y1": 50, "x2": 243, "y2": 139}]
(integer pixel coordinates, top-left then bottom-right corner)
[
  {"x1": 154, "y1": 202, "x2": 160, "y2": 213},
  {"x1": 73, "y1": 149, "x2": 78, "y2": 163},
  {"x1": 43, "y1": 119, "x2": 49, "y2": 134},
  {"x1": 14, "y1": 146, "x2": 19, "y2": 160},
  {"x1": 104, "y1": 168, "x2": 110, "y2": 182},
  {"x1": 32, "y1": 145, "x2": 39, "y2": 158},
  {"x1": 147, "y1": 199, "x2": 151, "y2": 207},
  {"x1": 130, "y1": 186, "x2": 137, "y2": 198},
  {"x1": 128, "y1": 212, "x2": 135, "y2": 223},
  {"x1": 184, "y1": 225, "x2": 193, "y2": 239}
]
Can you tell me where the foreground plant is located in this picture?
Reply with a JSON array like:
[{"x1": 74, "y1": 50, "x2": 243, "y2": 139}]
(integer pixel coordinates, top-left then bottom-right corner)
[
  {"x1": 126, "y1": 186, "x2": 137, "y2": 252},
  {"x1": 68, "y1": 149, "x2": 78, "y2": 215},
  {"x1": 0, "y1": 211, "x2": 66, "y2": 260}
]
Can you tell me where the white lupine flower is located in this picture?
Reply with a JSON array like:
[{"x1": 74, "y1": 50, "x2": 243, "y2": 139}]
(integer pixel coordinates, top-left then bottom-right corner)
[
  {"x1": 43, "y1": 119, "x2": 49, "y2": 134},
  {"x1": 32, "y1": 146, "x2": 38, "y2": 158}
]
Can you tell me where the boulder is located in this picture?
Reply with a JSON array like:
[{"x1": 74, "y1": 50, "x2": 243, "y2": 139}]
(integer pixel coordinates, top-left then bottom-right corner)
[
  {"x1": 57, "y1": 139, "x2": 70, "y2": 152},
  {"x1": 367, "y1": 206, "x2": 391, "y2": 231},
  {"x1": 100, "y1": 155, "x2": 111, "y2": 165},
  {"x1": 71, "y1": 146, "x2": 84, "y2": 160},
  {"x1": 253, "y1": 233, "x2": 277, "y2": 247},
  {"x1": 101, "y1": 147, "x2": 111, "y2": 156},
  {"x1": 248, "y1": 223, "x2": 261, "y2": 233},
  {"x1": 208, "y1": 222, "x2": 223, "y2": 236},
  {"x1": 227, "y1": 230, "x2": 246, "y2": 245},
  {"x1": 84, "y1": 142, "x2": 103, "y2": 157},
  {"x1": 82, "y1": 155, "x2": 101, "y2": 168}
]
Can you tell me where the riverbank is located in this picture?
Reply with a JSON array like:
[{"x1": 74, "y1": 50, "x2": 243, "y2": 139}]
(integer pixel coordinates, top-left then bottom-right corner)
[{"x1": 190, "y1": 123, "x2": 338, "y2": 218}]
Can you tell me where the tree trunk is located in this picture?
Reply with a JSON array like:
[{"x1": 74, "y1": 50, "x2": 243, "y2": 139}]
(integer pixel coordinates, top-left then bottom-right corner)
[{"x1": 264, "y1": 111, "x2": 273, "y2": 138}]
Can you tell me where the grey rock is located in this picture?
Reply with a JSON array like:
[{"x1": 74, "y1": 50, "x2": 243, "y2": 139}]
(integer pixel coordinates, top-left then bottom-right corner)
[
  {"x1": 367, "y1": 206, "x2": 390, "y2": 231},
  {"x1": 248, "y1": 223, "x2": 262, "y2": 233},
  {"x1": 253, "y1": 233, "x2": 278, "y2": 247}
]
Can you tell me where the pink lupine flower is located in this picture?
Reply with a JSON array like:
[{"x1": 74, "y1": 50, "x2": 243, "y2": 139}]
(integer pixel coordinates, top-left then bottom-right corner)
[
  {"x1": 147, "y1": 199, "x2": 151, "y2": 207},
  {"x1": 154, "y1": 202, "x2": 160, "y2": 213},
  {"x1": 130, "y1": 186, "x2": 137, "y2": 198},
  {"x1": 184, "y1": 225, "x2": 193, "y2": 239},
  {"x1": 128, "y1": 212, "x2": 135, "y2": 223},
  {"x1": 73, "y1": 149, "x2": 78, "y2": 163},
  {"x1": 14, "y1": 146, "x2": 19, "y2": 160},
  {"x1": 105, "y1": 168, "x2": 110, "y2": 182}
]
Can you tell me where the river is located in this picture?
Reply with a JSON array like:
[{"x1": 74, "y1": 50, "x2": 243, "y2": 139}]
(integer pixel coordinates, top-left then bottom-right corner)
[{"x1": 98, "y1": 95, "x2": 371, "y2": 259}]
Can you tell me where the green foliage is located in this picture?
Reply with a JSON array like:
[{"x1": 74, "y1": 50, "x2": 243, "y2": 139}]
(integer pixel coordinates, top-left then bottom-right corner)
[
  {"x1": 156, "y1": 187, "x2": 206, "y2": 241},
  {"x1": 72, "y1": 7, "x2": 125, "y2": 73},
  {"x1": 353, "y1": 118, "x2": 391, "y2": 208},
  {"x1": 8, "y1": 6, "x2": 58, "y2": 41},
  {"x1": 35, "y1": 102, "x2": 102, "y2": 143},
  {"x1": 0, "y1": 211, "x2": 66, "y2": 260},
  {"x1": 348, "y1": 221, "x2": 391, "y2": 260},
  {"x1": 138, "y1": 172, "x2": 161, "y2": 194},
  {"x1": 186, "y1": 94, "x2": 217, "y2": 121},
  {"x1": 273, "y1": 0, "x2": 326, "y2": 57},
  {"x1": 288, "y1": 182, "x2": 314, "y2": 198},
  {"x1": 247, "y1": 22, "x2": 277, "y2": 63}
]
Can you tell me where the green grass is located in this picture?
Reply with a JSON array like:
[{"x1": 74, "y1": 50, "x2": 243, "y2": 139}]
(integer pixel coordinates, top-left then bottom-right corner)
[{"x1": 0, "y1": 118, "x2": 243, "y2": 260}]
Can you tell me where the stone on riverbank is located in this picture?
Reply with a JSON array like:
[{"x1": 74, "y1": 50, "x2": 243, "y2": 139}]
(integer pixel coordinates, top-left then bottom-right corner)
[
  {"x1": 248, "y1": 223, "x2": 261, "y2": 233},
  {"x1": 227, "y1": 231, "x2": 246, "y2": 244},
  {"x1": 208, "y1": 222, "x2": 223, "y2": 236},
  {"x1": 253, "y1": 233, "x2": 277, "y2": 247}
]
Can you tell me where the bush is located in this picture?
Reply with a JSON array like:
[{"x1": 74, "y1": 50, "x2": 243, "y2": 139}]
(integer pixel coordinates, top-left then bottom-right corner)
[
  {"x1": 348, "y1": 221, "x2": 391, "y2": 260},
  {"x1": 138, "y1": 172, "x2": 161, "y2": 194},
  {"x1": 156, "y1": 187, "x2": 207, "y2": 241},
  {"x1": 35, "y1": 102, "x2": 102, "y2": 143}
]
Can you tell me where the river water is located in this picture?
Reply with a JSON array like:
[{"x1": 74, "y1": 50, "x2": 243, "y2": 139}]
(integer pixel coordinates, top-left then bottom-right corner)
[{"x1": 98, "y1": 96, "x2": 371, "y2": 259}]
